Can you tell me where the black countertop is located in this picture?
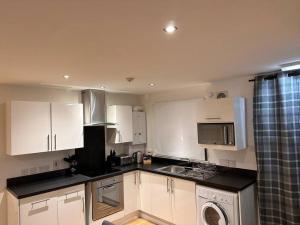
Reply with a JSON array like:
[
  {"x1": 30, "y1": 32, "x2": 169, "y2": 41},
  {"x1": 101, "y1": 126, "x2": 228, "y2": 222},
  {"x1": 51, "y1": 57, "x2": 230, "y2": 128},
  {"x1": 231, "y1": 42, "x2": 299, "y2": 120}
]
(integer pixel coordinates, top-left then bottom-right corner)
[
  {"x1": 7, "y1": 158, "x2": 256, "y2": 199},
  {"x1": 7, "y1": 170, "x2": 91, "y2": 199}
]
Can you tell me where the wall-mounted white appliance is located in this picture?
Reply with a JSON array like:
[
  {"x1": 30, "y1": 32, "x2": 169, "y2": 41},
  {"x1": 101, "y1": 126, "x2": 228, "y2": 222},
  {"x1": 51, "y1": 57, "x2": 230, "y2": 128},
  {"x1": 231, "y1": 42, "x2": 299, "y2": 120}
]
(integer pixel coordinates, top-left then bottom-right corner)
[{"x1": 197, "y1": 97, "x2": 246, "y2": 151}]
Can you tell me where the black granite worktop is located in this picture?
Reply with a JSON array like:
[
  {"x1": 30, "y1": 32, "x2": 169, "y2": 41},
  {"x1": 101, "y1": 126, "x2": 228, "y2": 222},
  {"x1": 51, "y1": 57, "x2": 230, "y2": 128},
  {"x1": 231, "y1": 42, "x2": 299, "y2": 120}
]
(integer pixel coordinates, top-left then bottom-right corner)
[
  {"x1": 7, "y1": 170, "x2": 91, "y2": 199},
  {"x1": 7, "y1": 157, "x2": 256, "y2": 199}
]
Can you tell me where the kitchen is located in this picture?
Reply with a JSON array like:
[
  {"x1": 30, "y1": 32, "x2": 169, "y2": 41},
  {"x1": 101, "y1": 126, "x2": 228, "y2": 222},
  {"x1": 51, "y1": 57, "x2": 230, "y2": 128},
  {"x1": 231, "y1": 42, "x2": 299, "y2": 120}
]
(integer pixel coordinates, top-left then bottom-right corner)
[{"x1": 1, "y1": 1, "x2": 300, "y2": 225}]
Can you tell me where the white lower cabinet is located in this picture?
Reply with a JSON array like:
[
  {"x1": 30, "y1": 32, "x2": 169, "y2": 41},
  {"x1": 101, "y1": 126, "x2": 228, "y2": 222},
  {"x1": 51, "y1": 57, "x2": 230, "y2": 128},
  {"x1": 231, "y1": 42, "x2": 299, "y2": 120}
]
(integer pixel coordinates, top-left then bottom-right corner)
[
  {"x1": 139, "y1": 172, "x2": 153, "y2": 214},
  {"x1": 57, "y1": 189, "x2": 85, "y2": 225},
  {"x1": 171, "y1": 178, "x2": 196, "y2": 225},
  {"x1": 19, "y1": 192, "x2": 57, "y2": 225},
  {"x1": 150, "y1": 174, "x2": 172, "y2": 222},
  {"x1": 8, "y1": 184, "x2": 85, "y2": 225},
  {"x1": 138, "y1": 172, "x2": 197, "y2": 225},
  {"x1": 124, "y1": 171, "x2": 140, "y2": 215}
]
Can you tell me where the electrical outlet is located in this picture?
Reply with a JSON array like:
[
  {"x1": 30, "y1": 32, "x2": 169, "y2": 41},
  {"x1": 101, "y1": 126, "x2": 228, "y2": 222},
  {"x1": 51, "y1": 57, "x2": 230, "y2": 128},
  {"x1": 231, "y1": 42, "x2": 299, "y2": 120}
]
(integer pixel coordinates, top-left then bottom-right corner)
[{"x1": 53, "y1": 160, "x2": 60, "y2": 170}]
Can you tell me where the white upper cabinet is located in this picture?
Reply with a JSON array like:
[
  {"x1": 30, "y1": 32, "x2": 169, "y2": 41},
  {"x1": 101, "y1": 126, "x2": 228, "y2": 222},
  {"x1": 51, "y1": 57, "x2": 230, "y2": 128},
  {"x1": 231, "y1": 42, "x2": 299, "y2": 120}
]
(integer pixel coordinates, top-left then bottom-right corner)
[
  {"x1": 198, "y1": 97, "x2": 246, "y2": 150},
  {"x1": 6, "y1": 101, "x2": 83, "y2": 155},
  {"x1": 6, "y1": 101, "x2": 52, "y2": 155},
  {"x1": 198, "y1": 97, "x2": 244, "y2": 123},
  {"x1": 107, "y1": 105, "x2": 133, "y2": 143},
  {"x1": 51, "y1": 103, "x2": 84, "y2": 151},
  {"x1": 132, "y1": 111, "x2": 147, "y2": 145}
]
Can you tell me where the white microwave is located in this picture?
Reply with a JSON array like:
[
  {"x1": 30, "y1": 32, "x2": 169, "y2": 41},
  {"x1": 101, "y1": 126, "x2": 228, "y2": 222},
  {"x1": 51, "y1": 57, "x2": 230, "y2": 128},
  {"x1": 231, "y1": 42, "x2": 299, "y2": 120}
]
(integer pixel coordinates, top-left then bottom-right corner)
[{"x1": 197, "y1": 123, "x2": 235, "y2": 146}]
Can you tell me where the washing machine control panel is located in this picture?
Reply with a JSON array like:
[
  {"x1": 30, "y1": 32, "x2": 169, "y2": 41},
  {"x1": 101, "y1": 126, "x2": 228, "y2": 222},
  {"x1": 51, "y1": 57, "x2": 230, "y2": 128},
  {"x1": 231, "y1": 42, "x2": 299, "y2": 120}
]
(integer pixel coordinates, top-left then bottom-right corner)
[{"x1": 198, "y1": 189, "x2": 234, "y2": 205}]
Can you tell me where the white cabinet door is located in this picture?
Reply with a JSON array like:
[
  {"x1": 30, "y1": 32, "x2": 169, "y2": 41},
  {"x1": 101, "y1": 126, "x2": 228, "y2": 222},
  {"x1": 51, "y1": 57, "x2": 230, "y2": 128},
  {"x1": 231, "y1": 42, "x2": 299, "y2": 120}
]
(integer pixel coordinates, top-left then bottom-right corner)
[
  {"x1": 107, "y1": 105, "x2": 133, "y2": 143},
  {"x1": 7, "y1": 101, "x2": 51, "y2": 155},
  {"x1": 57, "y1": 190, "x2": 85, "y2": 225},
  {"x1": 150, "y1": 174, "x2": 172, "y2": 223},
  {"x1": 139, "y1": 172, "x2": 153, "y2": 214},
  {"x1": 124, "y1": 171, "x2": 139, "y2": 215},
  {"x1": 19, "y1": 194, "x2": 57, "y2": 225},
  {"x1": 171, "y1": 178, "x2": 196, "y2": 225},
  {"x1": 51, "y1": 103, "x2": 84, "y2": 151},
  {"x1": 198, "y1": 98, "x2": 234, "y2": 122},
  {"x1": 132, "y1": 111, "x2": 146, "y2": 145}
]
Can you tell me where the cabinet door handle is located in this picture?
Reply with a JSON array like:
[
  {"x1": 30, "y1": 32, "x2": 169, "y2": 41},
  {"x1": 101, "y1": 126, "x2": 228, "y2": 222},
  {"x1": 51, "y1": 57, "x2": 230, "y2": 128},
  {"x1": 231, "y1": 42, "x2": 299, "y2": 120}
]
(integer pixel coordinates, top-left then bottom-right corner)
[
  {"x1": 54, "y1": 134, "x2": 57, "y2": 150},
  {"x1": 47, "y1": 135, "x2": 50, "y2": 151},
  {"x1": 167, "y1": 177, "x2": 170, "y2": 192},
  {"x1": 134, "y1": 172, "x2": 137, "y2": 185},
  {"x1": 82, "y1": 197, "x2": 85, "y2": 213},
  {"x1": 171, "y1": 179, "x2": 174, "y2": 194},
  {"x1": 139, "y1": 172, "x2": 141, "y2": 185},
  {"x1": 205, "y1": 117, "x2": 221, "y2": 120},
  {"x1": 31, "y1": 199, "x2": 49, "y2": 210}
]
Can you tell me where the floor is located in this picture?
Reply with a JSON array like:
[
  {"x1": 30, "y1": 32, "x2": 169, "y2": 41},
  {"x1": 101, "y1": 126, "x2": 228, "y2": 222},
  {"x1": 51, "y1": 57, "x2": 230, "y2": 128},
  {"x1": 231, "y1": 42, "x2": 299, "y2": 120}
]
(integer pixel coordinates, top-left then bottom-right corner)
[{"x1": 124, "y1": 218, "x2": 157, "y2": 225}]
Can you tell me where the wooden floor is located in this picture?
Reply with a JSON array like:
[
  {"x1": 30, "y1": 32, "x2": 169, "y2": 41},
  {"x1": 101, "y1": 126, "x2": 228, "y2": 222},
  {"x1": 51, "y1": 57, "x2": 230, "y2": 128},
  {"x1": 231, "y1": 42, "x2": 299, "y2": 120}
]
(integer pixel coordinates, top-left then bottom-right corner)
[{"x1": 124, "y1": 218, "x2": 157, "y2": 225}]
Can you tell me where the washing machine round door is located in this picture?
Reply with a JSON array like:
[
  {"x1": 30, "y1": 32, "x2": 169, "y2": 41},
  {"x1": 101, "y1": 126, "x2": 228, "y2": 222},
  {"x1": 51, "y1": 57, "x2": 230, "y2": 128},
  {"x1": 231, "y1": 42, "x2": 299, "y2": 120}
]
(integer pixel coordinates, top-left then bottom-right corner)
[{"x1": 201, "y1": 202, "x2": 227, "y2": 225}]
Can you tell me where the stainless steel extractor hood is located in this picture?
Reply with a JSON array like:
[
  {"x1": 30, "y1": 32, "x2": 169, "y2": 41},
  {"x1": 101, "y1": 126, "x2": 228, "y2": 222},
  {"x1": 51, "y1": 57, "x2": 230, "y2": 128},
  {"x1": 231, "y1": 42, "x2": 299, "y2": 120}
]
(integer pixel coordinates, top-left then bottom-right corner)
[{"x1": 81, "y1": 89, "x2": 115, "y2": 126}]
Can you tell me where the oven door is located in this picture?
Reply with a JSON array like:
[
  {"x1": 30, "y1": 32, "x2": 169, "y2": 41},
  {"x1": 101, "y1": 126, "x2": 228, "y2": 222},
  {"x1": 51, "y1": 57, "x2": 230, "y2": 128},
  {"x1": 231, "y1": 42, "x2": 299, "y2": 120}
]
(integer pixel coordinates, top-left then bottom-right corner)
[{"x1": 92, "y1": 180, "x2": 124, "y2": 221}]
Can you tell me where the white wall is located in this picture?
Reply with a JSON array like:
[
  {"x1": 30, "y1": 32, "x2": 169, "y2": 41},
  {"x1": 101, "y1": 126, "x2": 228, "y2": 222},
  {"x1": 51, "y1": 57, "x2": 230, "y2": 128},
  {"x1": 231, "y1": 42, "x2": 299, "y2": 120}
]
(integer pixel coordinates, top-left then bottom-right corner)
[{"x1": 143, "y1": 75, "x2": 257, "y2": 170}]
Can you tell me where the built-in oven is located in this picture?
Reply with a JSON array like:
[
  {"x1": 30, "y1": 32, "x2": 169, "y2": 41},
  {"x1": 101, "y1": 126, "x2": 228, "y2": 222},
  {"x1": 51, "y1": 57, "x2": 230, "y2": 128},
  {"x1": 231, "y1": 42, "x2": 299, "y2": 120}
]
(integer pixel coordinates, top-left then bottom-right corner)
[
  {"x1": 91, "y1": 175, "x2": 124, "y2": 221},
  {"x1": 197, "y1": 123, "x2": 235, "y2": 146}
]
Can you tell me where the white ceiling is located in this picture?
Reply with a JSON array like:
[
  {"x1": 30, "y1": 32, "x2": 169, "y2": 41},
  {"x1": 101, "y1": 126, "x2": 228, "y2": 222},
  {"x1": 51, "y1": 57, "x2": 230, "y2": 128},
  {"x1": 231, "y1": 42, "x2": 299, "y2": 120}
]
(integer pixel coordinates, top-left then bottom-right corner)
[{"x1": 1, "y1": 0, "x2": 300, "y2": 93}]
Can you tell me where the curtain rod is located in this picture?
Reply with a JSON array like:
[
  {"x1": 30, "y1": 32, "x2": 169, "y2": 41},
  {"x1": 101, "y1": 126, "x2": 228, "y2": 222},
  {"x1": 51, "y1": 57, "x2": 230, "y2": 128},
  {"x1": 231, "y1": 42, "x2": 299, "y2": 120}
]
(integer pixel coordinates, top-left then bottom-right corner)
[{"x1": 249, "y1": 69, "x2": 300, "y2": 82}]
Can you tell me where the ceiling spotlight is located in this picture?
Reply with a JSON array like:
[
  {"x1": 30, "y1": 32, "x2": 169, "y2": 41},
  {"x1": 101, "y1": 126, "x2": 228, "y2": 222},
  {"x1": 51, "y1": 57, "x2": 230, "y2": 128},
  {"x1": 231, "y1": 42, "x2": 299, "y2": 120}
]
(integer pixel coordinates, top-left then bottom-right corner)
[
  {"x1": 149, "y1": 83, "x2": 155, "y2": 87},
  {"x1": 63, "y1": 75, "x2": 70, "y2": 79},
  {"x1": 163, "y1": 25, "x2": 178, "y2": 33},
  {"x1": 99, "y1": 85, "x2": 105, "y2": 89}
]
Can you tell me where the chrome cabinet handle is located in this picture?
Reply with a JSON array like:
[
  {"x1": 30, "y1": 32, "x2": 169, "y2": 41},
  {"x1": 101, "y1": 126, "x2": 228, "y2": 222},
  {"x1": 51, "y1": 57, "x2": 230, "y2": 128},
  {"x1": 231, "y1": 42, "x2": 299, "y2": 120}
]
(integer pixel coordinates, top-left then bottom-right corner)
[
  {"x1": 82, "y1": 197, "x2": 85, "y2": 213},
  {"x1": 31, "y1": 199, "x2": 49, "y2": 210},
  {"x1": 47, "y1": 135, "x2": 50, "y2": 151},
  {"x1": 139, "y1": 172, "x2": 141, "y2": 185},
  {"x1": 167, "y1": 177, "x2": 170, "y2": 192},
  {"x1": 134, "y1": 172, "x2": 137, "y2": 185},
  {"x1": 54, "y1": 134, "x2": 57, "y2": 150},
  {"x1": 171, "y1": 179, "x2": 174, "y2": 194},
  {"x1": 205, "y1": 117, "x2": 221, "y2": 120}
]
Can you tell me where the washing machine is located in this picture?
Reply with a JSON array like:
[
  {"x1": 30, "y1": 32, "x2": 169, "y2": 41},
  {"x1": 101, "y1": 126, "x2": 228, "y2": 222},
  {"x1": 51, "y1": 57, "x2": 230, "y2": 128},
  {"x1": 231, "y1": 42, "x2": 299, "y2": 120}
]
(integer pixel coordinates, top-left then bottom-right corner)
[{"x1": 197, "y1": 185, "x2": 239, "y2": 225}]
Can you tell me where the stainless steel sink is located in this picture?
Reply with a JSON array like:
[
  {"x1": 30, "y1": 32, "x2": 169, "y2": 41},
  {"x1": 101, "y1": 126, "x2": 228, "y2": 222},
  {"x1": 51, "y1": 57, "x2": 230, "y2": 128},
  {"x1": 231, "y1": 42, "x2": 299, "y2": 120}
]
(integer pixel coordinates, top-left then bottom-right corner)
[
  {"x1": 156, "y1": 163, "x2": 217, "y2": 180},
  {"x1": 156, "y1": 165, "x2": 186, "y2": 174}
]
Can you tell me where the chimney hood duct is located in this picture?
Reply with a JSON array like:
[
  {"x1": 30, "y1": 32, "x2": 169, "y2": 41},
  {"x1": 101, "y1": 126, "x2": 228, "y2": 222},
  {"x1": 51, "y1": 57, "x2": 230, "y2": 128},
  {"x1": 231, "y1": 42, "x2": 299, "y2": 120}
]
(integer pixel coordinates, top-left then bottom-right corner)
[{"x1": 81, "y1": 89, "x2": 115, "y2": 126}]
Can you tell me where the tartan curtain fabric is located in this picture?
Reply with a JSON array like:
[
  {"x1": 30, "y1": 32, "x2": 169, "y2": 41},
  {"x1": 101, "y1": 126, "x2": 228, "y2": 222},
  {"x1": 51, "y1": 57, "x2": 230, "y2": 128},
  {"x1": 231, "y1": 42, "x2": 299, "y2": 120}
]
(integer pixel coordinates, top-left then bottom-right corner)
[{"x1": 254, "y1": 74, "x2": 300, "y2": 225}]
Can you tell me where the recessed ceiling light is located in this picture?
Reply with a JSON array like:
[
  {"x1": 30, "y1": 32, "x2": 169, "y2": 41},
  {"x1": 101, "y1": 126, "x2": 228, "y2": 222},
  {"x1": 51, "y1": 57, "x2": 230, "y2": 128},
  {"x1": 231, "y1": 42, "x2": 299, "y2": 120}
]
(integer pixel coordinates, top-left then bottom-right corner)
[
  {"x1": 99, "y1": 85, "x2": 106, "y2": 89},
  {"x1": 63, "y1": 75, "x2": 70, "y2": 79},
  {"x1": 149, "y1": 83, "x2": 155, "y2": 87},
  {"x1": 163, "y1": 25, "x2": 178, "y2": 33}
]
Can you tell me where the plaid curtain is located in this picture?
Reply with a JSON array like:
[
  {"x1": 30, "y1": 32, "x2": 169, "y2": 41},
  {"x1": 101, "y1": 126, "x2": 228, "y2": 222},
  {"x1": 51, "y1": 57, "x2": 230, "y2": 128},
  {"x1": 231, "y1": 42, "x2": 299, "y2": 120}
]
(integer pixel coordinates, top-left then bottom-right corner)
[{"x1": 254, "y1": 74, "x2": 300, "y2": 225}]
